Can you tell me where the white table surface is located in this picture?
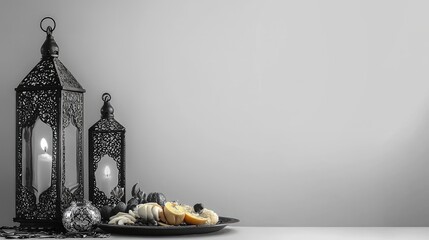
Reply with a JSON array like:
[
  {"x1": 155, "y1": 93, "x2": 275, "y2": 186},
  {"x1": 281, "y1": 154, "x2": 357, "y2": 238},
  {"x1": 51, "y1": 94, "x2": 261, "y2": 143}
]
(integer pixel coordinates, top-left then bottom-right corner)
[{"x1": 98, "y1": 227, "x2": 429, "y2": 240}]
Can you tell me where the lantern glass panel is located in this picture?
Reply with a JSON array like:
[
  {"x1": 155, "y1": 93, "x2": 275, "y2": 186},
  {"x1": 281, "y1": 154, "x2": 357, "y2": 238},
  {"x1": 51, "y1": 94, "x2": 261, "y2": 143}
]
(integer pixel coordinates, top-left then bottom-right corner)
[
  {"x1": 64, "y1": 124, "x2": 78, "y2": 192},
  {"x1": 95, "y1": 156, "x2": 118, "y2": 196},
  {"x1": 21, "y1": 118, "x2": 53, "y2": 202}
]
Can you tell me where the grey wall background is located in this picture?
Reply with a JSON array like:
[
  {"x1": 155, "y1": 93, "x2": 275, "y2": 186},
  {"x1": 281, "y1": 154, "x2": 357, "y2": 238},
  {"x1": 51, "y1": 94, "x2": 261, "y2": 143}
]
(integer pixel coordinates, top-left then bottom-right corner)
[{"x1": 1, "y1": 0, "x2": 429, "y2": 227}]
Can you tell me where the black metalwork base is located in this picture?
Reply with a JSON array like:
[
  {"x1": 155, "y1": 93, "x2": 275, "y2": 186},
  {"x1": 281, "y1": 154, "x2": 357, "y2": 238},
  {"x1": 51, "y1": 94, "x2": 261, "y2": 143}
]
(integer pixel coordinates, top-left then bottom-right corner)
[
  {"x1": 3, "y1": 223, "x2": 110, "y2": 238},
  {"x1": 13, "y1": 218, "x2": 65, "y2": 232}
]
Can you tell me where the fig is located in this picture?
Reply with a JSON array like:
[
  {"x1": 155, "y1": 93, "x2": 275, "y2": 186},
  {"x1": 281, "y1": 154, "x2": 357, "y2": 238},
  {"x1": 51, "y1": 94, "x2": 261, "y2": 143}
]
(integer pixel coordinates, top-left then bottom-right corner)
[
  {"x1": 193, "y1": 203, "x2": 204, "y2": 213},
  {"x1": 127, "y1": 198, "x2": 139, "y2": 207},
  {"x1": 111, "y1": 202, "x2": 127, "y2": 216},
  {"x1": 126, "y1": 204, "x2": 137, "y2": 212},
  {"x1": 100, "y1": 205, "x2": 114, "y2": 221},
  {"x1": 146, "y1": 192, "x2": 167, "y2": 206}
]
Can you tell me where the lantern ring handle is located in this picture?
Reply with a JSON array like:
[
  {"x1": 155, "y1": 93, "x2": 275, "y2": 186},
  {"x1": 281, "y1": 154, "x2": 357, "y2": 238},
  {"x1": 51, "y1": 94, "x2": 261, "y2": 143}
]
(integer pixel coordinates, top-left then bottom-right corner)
[
  {"x1": 102, "y1": 93, "x2": 111, "y2": 102},
  {"x1": 40, "y1": 17, "x2": 56, "y2": 33}
]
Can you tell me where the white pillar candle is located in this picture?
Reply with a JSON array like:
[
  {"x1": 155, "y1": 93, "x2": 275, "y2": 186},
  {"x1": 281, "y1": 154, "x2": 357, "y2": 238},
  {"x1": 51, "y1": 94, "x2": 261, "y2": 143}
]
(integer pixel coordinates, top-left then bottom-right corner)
[
  {"x1": 99, "y1": 165, "x2": 113, "y2": 196},
  {"x1": 36, "y1": 138, "x2": 52, "y2": 198}
]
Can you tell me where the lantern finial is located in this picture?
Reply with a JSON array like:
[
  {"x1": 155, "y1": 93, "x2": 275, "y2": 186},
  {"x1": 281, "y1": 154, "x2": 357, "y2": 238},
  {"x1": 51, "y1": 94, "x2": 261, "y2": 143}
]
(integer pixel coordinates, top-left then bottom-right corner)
[
  {"x1": 40, "y1": 17, "x2": 59, "y2": 58},
  {"x1": 101, "y1": 93, "x2": 114, "y2": 119}
]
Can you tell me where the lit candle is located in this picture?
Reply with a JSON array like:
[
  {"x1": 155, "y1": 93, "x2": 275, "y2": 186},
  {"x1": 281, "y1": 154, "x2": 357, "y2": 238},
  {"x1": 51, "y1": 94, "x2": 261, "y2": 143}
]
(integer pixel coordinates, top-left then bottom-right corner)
[
  {"x1": 99, "y1": 165, "x2": 113, "y2": 196},
  {"x1": 36, "y1": 138, "x2": 52, "y2": 198}
]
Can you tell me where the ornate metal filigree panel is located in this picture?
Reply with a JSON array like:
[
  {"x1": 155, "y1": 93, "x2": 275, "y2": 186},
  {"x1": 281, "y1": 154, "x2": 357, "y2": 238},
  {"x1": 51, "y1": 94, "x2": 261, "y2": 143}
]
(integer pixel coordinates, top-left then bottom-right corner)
[
  {"x1": 61, "y1": 91, "x2": 84, "y2": 212},
  {"x1": 18, "y1": 59, "x2": 60, "y2": 88},
  {"x1": 54, "y1": 59, "x2": 83, "y2": 90}
]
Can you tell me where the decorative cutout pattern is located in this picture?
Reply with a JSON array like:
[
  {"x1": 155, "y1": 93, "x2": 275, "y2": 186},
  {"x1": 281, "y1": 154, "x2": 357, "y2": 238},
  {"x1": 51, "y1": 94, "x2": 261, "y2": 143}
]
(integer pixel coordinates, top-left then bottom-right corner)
[
  {"x1": 93, "y1": 187, "x2": 120, "y2": 209},
  {"x1": 62, "y1": 201, "x2": 101, "y2": 233},
  {"x1": 18, "y1": 58, "x2": 83, "y2": 91},
  {"x1": 54, "y1": 58, "x2": 83, "y2": 90},
  {"x1": 91, "y1": 118, "x2": 125, "y2": 131},
  {"x1": 62, "y1": 91, "x2": 84, "y2": 129},
  {"x1": 18, "y1": 59, "x2": 60, "y2": 88},
  {"x1": 61, "y1": 91, "x2": 84, "y2": 211},
  {"x1": 17, "y1": 90, "x2": 59, "y2": 128}
]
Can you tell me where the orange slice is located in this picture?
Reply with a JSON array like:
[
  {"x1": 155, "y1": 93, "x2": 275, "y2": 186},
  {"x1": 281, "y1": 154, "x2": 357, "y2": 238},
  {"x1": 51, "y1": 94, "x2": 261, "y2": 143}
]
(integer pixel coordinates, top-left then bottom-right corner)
[
  {"x1": 184, "y1": 212, "x2": 208, "y2": 225},
  {"x1": 176, "y1": 204, "x2": 208, "y2": 225},
  {"x1": 163, "y1": 202, "x2": 185, "y2": 225}
]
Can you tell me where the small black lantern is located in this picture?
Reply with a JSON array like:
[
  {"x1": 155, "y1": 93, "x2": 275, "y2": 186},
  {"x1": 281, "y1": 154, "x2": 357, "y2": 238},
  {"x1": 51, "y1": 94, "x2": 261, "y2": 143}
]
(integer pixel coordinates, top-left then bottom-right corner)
[
  {"x1": 89, "y1": 93, "x2": 126, "y2": 209},
  {"x1": 14, "y1": 17, "x2": 85, "y2": 230}
]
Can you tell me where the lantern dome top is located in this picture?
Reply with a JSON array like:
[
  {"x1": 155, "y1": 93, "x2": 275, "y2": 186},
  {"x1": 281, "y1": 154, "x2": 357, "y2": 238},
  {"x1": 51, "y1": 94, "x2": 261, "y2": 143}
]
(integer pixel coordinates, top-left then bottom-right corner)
[
  {"x1": 41, "y1": 27, "x2": 59, "y2": 58},
  {"x1": 101, "y1": 93, "x2": 115, "y2": 119},
  {"x1": 15, "y1": 17, "x2": 85, "y2": 93},
  {"x1": 89, "y1": 93, "x2": 125, "y2": 132},
  {"x1": 40, "y1": 16, "x2": 58, "y2": 58}
]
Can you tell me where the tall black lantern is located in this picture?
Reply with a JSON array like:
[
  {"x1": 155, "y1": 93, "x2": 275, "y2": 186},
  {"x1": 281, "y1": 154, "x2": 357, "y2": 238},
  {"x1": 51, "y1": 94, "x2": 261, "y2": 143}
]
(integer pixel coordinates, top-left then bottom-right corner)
[
  {"x1": 14, "y1": 17, "x2": 85, "y2": 229},
  {"x1": 89, "y1": 93, "x2": 126, "y2": 209}
]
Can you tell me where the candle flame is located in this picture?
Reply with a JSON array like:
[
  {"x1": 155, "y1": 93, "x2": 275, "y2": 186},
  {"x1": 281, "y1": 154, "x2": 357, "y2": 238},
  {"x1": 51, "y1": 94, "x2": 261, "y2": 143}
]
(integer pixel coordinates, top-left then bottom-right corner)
[
  {"x1": 40, "y1": 138, "x2": 48, "y2": 152},
  {"x1": 104, "y1": 166, "x2": 111, "y2": 178}
]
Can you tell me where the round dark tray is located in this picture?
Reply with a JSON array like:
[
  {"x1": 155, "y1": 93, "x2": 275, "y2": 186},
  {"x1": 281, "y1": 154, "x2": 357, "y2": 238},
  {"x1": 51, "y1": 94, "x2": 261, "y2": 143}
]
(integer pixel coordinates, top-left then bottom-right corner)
[{"x1": 97, "y1": 216, "x2": 239, "y2": 236}]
